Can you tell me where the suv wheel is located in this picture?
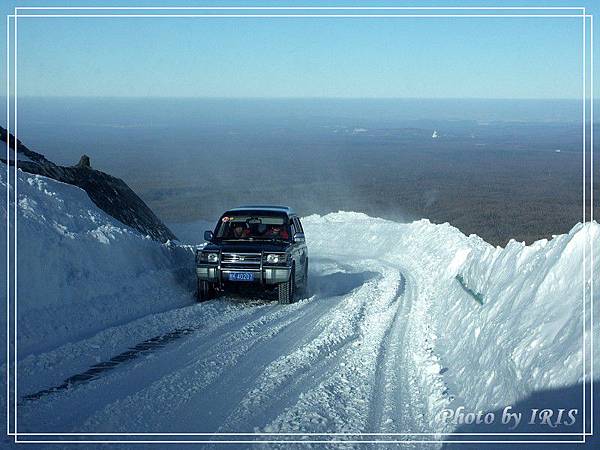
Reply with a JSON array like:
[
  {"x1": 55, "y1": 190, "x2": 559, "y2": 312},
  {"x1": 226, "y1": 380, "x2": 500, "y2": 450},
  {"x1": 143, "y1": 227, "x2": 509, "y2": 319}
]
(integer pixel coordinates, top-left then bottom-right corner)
[
  {"x1": 298, "y1": 260, "x2": 309, "y2": 297},
  {"x1": 278, "y1": 268, "x2": 295, "y2": 304},
  {"x1": 197, "y1": 279, "x2": 214, "y2": 302}
]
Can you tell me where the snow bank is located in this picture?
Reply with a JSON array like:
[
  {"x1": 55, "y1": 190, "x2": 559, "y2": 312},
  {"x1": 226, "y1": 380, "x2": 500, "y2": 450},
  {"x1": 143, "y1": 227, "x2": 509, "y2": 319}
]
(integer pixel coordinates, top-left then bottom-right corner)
[
  {"x1": 1, "y1": 165, "x2": 195, "y2": 355},
  {"x1": 2, "y1": 163, "x2": 596, "y2": 434},
  {"x1": 303, "y1": 211, "x2": 599, "y2": 430},
  {"x1": 440, "y1": 222, "x2": 598, "y2": 413}
]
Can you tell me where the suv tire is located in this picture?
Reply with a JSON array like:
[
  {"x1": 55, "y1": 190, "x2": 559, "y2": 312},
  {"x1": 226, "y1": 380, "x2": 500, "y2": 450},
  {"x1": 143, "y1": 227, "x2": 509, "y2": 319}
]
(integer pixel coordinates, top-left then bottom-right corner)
[
  {"x1": 278, "y1": 268, "x2": 295, "y2": 304},
  {"x1": 298, "y1": 260, "x2": 308, "y2": 297},
  {"x1": 197, "y1": 279, "x2": 214, "y2": 302}
]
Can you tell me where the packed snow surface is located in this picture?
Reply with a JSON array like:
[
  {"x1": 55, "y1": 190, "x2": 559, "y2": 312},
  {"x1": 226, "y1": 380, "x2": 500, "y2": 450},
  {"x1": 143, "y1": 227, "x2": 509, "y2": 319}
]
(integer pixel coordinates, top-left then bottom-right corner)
[{"x1": 1, "y1": 165, "x2": 598, "y2": 447}]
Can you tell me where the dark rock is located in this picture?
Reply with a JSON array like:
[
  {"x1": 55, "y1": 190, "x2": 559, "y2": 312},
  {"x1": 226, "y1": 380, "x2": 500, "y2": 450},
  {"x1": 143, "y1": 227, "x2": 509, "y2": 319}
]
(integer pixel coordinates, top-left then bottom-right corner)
[
  {"x1": 0, "y1": 127, "x2": 177, "y2": 243},
  {"x1": 75, "y1": 154, "x2": 91, "y2": 169}
]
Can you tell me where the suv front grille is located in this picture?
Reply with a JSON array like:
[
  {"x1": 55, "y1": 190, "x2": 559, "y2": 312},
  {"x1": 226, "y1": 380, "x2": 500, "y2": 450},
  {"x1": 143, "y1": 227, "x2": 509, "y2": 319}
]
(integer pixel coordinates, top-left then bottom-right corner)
[{"x1": 221, "y1": 252, "x2": 262, "y2": 270}]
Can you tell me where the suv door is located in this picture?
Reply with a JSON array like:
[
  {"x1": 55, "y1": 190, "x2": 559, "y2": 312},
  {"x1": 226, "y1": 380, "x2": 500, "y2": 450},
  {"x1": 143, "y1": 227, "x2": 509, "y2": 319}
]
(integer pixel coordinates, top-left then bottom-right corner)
[{"x1": 292, "y1": 217, "x2": 308, "y2": 282}]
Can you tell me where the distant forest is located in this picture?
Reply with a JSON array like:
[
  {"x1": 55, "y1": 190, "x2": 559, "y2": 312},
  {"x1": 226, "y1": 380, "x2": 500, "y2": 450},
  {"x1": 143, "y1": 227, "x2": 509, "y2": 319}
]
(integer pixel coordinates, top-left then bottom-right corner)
[
  {"x1": 132, "y1": 126, "x2": 598, "y2": 246},
  {"x1": 14, "y1": 98, "x2": 599, "y2": 246}
]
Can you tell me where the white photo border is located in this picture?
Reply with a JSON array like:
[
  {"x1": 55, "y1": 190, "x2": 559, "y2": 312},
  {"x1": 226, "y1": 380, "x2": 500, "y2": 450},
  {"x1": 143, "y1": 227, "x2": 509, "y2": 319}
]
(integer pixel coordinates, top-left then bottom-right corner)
[{"x1": 4, "y1": 5, "x2": 594, "y2": 445}]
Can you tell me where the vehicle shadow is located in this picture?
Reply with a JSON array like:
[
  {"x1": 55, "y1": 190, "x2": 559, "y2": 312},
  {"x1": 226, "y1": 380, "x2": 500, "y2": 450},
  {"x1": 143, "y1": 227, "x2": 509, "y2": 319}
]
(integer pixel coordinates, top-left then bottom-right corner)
[
  {"x1": 216, "y1": 269, "x2": 377, "y2": 305},
  {"x1": 309, "y1": 270, "x2": 378, "y2": 298},
  {"x1": 218, "y1": 287, "x2": 279, "y2": 305},
  {"x1": 441, "y1": 381, "x2": 599, "y2": 449}
]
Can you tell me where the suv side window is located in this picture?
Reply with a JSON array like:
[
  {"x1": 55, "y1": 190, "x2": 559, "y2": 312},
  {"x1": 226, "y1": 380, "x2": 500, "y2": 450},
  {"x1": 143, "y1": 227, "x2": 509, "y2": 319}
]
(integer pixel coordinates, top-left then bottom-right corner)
[
  {"x1": 295, "y1": 217, "x2": 304, "y2": 234},
  {"x1": 289, "y1": 218, "x2": 297, "y2": 237},
  {"x1": 293, "y1": 217, "x2": 303, "y2": 235},
  {"x1": 291, "y1": 217, "x2": 300, "y2": 234}
]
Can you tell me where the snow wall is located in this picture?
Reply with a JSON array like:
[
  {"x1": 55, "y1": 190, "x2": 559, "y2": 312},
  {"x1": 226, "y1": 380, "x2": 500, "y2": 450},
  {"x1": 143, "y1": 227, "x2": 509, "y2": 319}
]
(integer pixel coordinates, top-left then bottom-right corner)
[
  {"x1": 302, "y1": 211, "x2": 599, "y2": 428},
  {"x1": 1, "y1": 165, "x2": 195, "y2": 356}
]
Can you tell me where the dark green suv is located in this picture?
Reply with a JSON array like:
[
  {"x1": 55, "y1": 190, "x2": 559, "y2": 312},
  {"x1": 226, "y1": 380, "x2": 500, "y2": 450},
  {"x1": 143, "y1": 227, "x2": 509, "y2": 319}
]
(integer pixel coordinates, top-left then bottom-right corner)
[{"x1": 196, "y1": 206, "x2": 309, "y2": 304}]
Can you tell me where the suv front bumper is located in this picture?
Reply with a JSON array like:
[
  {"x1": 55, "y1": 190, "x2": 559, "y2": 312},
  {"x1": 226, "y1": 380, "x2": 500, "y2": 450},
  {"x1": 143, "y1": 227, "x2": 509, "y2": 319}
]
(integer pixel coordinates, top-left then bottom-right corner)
[{"x1": 196, "y1": 265, "x2": 291, "y2": 284}]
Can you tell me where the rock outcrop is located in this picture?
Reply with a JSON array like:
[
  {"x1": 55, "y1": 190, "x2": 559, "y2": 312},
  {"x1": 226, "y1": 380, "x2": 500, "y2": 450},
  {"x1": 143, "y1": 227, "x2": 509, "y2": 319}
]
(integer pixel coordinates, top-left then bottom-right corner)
[
  {"x1": 74, "y1": 154, "x2": 92, "y2": 169},
  {"x1": 1, "y1": 127, "x2": 177, "y2": 242}
]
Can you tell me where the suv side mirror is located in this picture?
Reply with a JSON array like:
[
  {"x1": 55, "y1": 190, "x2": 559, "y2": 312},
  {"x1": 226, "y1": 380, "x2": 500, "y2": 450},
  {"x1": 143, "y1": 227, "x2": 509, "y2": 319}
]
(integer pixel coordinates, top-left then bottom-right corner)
[
  {"x1": 293, "y1": 232, "x2": 305, "y2": 243},
  {"x1": 204, "y1": 230, "x2": 214, "y2": 242}
]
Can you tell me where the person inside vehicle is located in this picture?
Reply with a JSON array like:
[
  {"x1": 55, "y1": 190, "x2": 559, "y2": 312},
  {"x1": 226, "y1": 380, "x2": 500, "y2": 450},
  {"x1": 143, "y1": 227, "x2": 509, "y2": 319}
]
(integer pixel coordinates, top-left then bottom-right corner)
[
  {"x1": 265, "y1": 225, "x2": 289, "y2": 240},
  {"x1": 231, "y1": 223, "x2": 250, "y2": 239},
  {"x1": 279, "y1": 227, "x2": 289, "y2": 240},
  {"x1": 257, "y1": 223, "x2": 267, "y2": 236}
]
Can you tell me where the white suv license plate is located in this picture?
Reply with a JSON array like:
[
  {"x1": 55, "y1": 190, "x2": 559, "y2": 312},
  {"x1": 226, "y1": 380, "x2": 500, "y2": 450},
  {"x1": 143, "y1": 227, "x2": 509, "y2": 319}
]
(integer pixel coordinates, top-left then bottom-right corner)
[{"x1": 228, "y1": 272, "x2": 255, "y2": 282}]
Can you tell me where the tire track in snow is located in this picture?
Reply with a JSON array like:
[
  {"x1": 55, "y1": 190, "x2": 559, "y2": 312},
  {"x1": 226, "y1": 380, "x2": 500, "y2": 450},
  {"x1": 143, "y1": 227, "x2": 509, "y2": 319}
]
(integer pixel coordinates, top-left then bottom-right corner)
[
  {"x1": 17, "y1": 299, "x2": 263, "y2": 398},
  {"x1": 18, "y1": 300, "x2": 284, "y2": 432},
  {"x1": 376, "y1": 260, "x2": 452, "y2": 443},
  {"x1": 19, "y1": 298, "x2": 315, "y2": 432},
  {"x1": 19, "y1": 254, "x2": 440, "y2": 441},
  {"x1": 21, "y1": 295, "x2": 279, "y2": 404},
  {"x1": 366, "y1": 271, "x2": 407, "y2": 433},
  {"x1": 369, "y1": 266, "x2": 437, "y2": 445},
  {"x1": 255, "y1": 262, "x2": 403, "y2": 435},
  {"x1": 20, "y1": 326, "x2": 196, "y2": 403},
  {"x1": 77, "y1": 293, "x2": 324, "y2": 432},
  {"x1": 219, "y1": 270, "x2": 381, "y2": 431},
  {"x1": 382, "y1": 270, "x2": 421, "y2": 432}
]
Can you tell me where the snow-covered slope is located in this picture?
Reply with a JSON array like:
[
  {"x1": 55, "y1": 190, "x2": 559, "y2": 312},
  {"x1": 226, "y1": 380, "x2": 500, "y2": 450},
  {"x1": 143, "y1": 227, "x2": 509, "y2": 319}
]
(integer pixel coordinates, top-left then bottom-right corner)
[
  {"x1": 3, "y1": 165, "x2": 598, "y2": 446},
  {"x1": 303, "y1": 212, "x2": 599, "y2": 430},
  {"x1": 1, "y1": 164, "x2": 194, "y2": 355},
  {"x1": 440, "y1": 222, "x2": 597, "y2": 414}
]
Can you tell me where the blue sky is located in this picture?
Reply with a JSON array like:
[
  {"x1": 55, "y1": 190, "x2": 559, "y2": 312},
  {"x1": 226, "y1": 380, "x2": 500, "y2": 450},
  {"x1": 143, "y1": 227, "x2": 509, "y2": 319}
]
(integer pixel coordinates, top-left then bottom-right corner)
[{"x1": 2, "y1": 0, "x2": 599, "y2": 99}]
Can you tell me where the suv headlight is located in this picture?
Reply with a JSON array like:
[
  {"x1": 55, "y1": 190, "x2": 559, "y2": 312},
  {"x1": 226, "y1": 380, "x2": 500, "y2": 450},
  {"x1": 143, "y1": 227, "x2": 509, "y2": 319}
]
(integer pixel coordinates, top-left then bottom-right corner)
[
  {"x1": 199, "y1": 251, "x2": 219, "y2": 263},
  {"x1": 266, "y1": 254, "x2": 281, "y2": 264}
]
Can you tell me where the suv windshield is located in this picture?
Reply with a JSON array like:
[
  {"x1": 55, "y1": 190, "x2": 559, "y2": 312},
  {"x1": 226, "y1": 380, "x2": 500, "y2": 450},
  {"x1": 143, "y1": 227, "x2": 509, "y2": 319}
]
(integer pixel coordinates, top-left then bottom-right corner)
[{"x1": 214, "y1": 214, "x2": 291, "y2": 242}]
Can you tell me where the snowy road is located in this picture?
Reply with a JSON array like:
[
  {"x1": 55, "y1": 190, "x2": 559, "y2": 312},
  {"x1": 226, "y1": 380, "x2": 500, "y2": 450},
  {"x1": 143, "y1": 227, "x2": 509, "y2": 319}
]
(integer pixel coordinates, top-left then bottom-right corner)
[
  {"x1": 5, "y1": 163, "x2": 598, "y2": 448},
  {"x1": 15, "y1": 255, "x2": 440, "y2": 445}
]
